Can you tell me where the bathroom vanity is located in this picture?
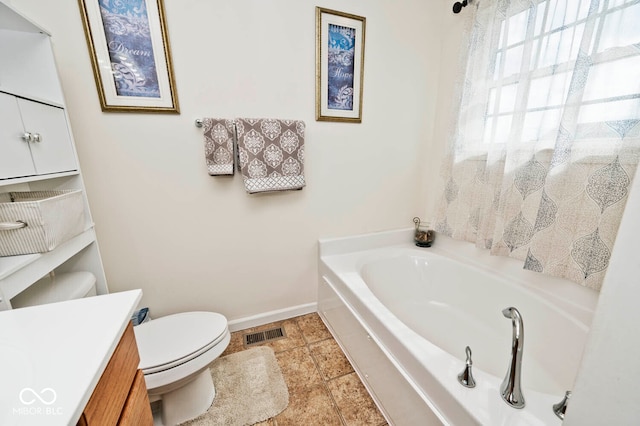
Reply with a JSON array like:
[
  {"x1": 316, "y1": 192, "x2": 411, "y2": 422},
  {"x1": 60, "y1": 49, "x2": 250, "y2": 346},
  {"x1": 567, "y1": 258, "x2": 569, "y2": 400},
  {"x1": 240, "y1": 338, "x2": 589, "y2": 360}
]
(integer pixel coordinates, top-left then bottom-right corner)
[{"x1": 0, "y1": 290, "x2": 152, "y2": 425}]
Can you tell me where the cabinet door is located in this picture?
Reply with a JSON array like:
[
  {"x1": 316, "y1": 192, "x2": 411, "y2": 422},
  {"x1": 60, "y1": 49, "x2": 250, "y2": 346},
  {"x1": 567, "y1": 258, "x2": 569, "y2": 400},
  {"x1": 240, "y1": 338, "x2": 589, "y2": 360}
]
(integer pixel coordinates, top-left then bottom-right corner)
[
  {"x1": 18, "y1": 98, "x2": 77, "y2": 175},
  {"x1": 0, "y1": 92, "x2": 36, "y2": 179},
  {"x1": 79, "y1": 323, "x2": 139, "y2": 425},
  {"x1": 117, "y1": 370, "x2": 153, "y2": 425}
]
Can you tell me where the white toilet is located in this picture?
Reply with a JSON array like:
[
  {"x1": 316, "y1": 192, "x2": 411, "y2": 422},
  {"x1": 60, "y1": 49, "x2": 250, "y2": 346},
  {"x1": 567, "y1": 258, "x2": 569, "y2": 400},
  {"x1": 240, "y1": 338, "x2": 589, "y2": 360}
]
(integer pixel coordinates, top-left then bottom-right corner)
[
  {"x1": 11, "y1": 272, "x2": 231, "y2": 426},
  {"x1": 134, "y1": 311, "x2": 230, "y2": 425}
]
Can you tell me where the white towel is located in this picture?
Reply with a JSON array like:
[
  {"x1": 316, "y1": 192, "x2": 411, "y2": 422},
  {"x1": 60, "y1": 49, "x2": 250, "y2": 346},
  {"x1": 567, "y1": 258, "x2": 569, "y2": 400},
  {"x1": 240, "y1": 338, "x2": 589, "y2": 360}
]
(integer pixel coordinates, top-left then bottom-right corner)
[
  {"x1": 203, "y1": 118, "x2": 235, "y2": 175},
  {"x1": 235, "y1": 118, "x2": 306, "y2": 193}
]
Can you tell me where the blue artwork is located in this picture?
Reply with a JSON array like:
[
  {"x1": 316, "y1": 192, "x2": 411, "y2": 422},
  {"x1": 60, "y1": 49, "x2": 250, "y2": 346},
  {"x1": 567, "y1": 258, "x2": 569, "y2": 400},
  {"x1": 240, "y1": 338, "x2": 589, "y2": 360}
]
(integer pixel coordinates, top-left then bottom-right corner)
[
  {"x1": 327, "y1": 24, "x2": 356, "y2": 111},
  {"x1": 99, "y1": 0, "x2": 160, "y2": 98}
]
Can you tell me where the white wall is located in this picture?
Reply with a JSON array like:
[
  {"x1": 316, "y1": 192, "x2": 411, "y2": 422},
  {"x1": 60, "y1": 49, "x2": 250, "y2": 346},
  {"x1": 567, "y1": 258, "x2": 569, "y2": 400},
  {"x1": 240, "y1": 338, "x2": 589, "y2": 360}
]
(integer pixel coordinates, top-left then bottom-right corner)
[
  {"x1": 423, "y1": 1, "x2": 474, "y2": 220},
  {"x1": 8, "y1": 0, "x2": 443, "y2": 320}
]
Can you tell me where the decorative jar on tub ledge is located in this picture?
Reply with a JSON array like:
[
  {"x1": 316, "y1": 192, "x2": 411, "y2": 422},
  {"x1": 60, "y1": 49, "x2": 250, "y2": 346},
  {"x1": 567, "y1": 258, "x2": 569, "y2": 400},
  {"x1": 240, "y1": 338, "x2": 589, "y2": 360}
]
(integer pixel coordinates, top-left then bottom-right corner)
[{"x1": 413, "y1": 217, "x2": 435, "y2": 247}]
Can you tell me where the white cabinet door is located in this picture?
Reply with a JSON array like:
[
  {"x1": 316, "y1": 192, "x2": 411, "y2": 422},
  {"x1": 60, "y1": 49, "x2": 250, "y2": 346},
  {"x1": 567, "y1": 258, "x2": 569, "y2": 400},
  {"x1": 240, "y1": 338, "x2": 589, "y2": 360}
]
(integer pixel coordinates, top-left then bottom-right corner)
[
  {"x1": 0, "y1": 93, "x2": 77, "y2": 180},
  {"x1": 0, "y1": 92, "x2": 36, "y2": 179},
  {"x1": 18, "y1": 98, "x2": 77, "y2": 175}
]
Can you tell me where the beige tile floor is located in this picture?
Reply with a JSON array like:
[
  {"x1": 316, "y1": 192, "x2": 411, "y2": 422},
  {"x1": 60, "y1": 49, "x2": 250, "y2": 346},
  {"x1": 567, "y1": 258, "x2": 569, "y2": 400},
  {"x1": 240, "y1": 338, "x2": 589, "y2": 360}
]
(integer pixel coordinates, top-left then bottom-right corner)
[{"x1": 221, "y1": 313, "x2": 388, "y2": 426}]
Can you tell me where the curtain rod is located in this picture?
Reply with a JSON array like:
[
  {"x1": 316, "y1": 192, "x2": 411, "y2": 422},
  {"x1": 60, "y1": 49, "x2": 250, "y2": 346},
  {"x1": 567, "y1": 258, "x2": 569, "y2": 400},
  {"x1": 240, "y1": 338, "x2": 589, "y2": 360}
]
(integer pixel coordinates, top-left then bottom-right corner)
[{"x1": 453, "y1": 0, "x2": 473, "y2": 14}]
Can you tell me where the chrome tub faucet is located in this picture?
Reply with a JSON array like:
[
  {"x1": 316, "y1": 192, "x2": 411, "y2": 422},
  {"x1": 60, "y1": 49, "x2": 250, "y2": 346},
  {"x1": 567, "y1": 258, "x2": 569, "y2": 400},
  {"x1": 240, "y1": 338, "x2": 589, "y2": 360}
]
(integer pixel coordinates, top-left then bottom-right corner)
[{"x1": 501, "y1": 307, "x2": 525, "y2": 408}]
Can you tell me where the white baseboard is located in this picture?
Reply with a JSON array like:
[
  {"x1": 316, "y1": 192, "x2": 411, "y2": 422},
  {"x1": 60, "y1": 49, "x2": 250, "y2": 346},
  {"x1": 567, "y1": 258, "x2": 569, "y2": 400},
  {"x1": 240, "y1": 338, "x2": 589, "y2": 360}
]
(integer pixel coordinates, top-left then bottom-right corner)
[{"x1": 227, "y1": 302, "x2": 318, "y2": 332}]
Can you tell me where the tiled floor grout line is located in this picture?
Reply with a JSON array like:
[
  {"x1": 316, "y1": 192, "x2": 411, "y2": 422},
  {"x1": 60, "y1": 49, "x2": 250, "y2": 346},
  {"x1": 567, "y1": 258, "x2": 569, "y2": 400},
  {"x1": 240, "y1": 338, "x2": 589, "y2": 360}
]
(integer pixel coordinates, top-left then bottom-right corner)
[
  {"x1": 270, "y1": 334, "x2": 302, "y2": 426},
  {"x1": 302, "y1": 333, "x2": 349, "y2": 426},
  {"x1": 314, "y1": 337, "x2": 389, "y2": 426},
  {"x1": 281, "y1": 319, "x2": 344, "y2": 425},
  {"x1": 292, "y1": 318, "x2": 346, "y2": 425},
  {"x1": 310, "y1": 321, "x2": 358, "y2": 424},
  {"x1": 299, "y1": 318, "x2": 389, "y2": 426},
  {"x1": 301, "y1": 317, "x2": 390, "y2": 426}
]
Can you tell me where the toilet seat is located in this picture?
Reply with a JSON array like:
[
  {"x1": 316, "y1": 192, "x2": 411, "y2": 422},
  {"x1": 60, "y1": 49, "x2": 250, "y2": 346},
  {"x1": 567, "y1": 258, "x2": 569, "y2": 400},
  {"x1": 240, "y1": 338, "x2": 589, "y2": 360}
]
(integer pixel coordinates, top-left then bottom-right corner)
[{"x1": 134, "y1": 311, "x2": 228, "y2": 374}]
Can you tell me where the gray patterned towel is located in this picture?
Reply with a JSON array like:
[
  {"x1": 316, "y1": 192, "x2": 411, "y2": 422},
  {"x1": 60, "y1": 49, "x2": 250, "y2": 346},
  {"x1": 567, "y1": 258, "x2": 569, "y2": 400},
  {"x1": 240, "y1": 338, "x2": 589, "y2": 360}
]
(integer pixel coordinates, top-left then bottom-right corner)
[
  {"x1": 203, "y1": 118, "x2": 235, "y2": 175},
  {"x1": 235, "y1": 118, "x2": 306, "y2": 193}
]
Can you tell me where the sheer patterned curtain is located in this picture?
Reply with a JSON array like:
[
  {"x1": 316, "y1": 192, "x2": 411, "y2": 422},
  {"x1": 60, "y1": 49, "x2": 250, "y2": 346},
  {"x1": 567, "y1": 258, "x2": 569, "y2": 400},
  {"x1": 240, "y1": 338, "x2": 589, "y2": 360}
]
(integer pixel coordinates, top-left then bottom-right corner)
[{"x1": 434, "y1": 0, "x2": 640, "y2": 290}]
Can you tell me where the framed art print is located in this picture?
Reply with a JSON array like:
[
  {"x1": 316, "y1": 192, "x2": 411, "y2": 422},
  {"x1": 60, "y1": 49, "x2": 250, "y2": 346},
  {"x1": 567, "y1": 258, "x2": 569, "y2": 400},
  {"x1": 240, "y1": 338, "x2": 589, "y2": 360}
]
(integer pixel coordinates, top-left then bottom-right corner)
[
  {"x1": 316, "y1": 7, "x2": 366, "y2": 123},
  {"x1": 78, "y1": 0, "x2": 179, "y2": 113}
]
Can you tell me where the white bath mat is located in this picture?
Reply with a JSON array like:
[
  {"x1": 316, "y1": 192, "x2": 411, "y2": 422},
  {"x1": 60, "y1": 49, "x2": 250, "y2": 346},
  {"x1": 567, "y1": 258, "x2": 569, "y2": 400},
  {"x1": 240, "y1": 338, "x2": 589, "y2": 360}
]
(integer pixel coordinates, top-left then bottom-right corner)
[{"x1": 180, "y1": 346, "x2": 289, "y2": 426}]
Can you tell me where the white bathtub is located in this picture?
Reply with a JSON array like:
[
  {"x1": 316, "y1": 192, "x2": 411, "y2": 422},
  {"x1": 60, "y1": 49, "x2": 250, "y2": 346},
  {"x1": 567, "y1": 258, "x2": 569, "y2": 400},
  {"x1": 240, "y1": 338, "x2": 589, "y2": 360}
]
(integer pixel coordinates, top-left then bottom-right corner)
[{"x1": 318, "y1": 229, "x2": 599, "y2": 425}]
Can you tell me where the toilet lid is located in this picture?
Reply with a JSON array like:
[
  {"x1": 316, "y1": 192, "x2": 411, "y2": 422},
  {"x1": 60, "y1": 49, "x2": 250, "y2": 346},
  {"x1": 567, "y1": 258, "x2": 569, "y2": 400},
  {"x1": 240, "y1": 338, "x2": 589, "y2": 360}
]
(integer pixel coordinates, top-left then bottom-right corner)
[{"x1": 134, "y1": 312, "x2": 228, "y2": 372}]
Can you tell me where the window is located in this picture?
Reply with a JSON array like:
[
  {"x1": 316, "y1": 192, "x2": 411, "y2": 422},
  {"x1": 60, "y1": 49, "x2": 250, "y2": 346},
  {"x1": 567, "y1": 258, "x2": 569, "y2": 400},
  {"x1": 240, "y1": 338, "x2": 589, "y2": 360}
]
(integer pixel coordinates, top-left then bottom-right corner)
[
  {"x1": 479, "y1": 0, "x2": 640, "y2": 148},
  {"x1": 436, "y1": 0, "x2": 640, "y2": 290}
]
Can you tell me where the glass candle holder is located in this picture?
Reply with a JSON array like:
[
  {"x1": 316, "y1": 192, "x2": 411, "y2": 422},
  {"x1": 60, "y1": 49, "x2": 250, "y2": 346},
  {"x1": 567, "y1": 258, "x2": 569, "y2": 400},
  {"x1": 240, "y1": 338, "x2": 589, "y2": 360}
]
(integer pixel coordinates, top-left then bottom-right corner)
[{"x1": 413, "y1": 217, "x2": 435, "y2": 247}]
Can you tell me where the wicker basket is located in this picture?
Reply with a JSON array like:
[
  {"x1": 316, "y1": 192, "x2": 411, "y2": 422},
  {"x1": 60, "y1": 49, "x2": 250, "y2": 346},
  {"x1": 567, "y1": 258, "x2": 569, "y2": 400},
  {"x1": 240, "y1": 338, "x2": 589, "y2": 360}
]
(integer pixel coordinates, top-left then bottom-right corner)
[{"x1": 0, "y1": 190, "x2": 86, "y2": 256}]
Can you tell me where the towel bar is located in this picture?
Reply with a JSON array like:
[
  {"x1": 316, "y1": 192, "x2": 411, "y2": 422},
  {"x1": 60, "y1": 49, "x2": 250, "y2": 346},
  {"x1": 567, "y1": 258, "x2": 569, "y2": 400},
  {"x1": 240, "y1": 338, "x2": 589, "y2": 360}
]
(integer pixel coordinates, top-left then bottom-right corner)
[{"x1": 195, "y1": 118, "x2": 237, "y2": 128}]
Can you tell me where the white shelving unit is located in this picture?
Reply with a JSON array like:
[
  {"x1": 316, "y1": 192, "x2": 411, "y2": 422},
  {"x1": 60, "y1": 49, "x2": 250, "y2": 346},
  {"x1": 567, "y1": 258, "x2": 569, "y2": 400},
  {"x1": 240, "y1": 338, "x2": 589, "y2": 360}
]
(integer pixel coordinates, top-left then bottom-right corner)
[{"x1": 0, "y1": 1, "x2": 107, "y2": 310}]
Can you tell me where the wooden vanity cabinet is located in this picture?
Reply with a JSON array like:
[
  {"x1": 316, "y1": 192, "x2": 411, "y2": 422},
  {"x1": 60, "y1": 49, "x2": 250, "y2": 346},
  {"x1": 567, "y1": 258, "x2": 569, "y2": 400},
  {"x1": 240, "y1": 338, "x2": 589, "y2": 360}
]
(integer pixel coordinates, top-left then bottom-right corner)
[
  {"x1": 119, "y1": 370, "x2": 154, "y2": 425},
  {"x1": 77, "y1": 323, "x2": 153, "y2": 426}
]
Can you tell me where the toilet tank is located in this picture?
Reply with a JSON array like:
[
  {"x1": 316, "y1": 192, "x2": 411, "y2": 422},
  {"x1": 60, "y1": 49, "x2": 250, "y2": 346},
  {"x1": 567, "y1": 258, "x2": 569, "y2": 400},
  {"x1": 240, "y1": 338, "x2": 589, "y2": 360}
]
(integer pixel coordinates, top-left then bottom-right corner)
[{"x1": 11, "y1": 271, "x2": 97, "y2": 308}]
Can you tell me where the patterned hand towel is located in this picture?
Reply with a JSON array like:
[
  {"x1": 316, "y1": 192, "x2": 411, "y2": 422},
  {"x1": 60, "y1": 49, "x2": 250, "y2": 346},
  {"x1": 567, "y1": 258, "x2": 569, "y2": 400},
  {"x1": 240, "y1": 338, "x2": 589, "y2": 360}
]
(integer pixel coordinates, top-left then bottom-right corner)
[
  {"x1": 235, "y1": 118, "x2": 306, "y2": 193},
  {"x1": 203, "y1": 118, "x2": 236, "y2": 175}
]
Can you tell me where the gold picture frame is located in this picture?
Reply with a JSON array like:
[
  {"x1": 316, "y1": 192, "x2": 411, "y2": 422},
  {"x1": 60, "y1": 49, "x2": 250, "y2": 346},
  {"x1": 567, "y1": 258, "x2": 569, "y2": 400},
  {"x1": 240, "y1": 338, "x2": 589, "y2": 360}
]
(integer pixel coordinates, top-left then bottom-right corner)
[
  {"x1": 78, "y1": 0, "x2": 179, "y2": 113},
  {"x1": 315, "y1": 7, "x2": 366, "y2": 123}
]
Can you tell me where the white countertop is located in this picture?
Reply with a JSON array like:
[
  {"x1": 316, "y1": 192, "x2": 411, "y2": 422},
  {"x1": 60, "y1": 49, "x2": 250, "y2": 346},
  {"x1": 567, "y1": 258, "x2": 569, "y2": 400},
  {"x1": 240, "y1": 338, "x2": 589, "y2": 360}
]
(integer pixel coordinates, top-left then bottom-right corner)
[{"x1": 0, "y1": 290, "x2": 142, "y2": 426}]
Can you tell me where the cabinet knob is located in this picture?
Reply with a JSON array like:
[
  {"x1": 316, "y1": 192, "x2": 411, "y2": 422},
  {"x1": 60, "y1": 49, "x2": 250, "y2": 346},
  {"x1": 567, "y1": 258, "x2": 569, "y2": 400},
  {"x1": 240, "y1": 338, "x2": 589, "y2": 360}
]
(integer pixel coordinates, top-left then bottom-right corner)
[
  {"x1": 32, "y1": 133, "x2": 42, "y2": 143},
  {"x1": 21, "y1": 132, "x2": 33, "y2": 143}
]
